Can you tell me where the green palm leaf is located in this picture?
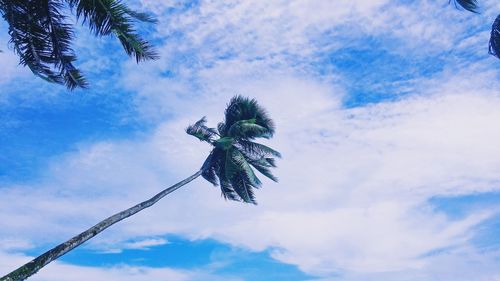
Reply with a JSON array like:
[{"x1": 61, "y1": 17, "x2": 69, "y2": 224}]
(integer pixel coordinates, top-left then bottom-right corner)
[
  {"x1": 247, "y1": 158, "x2": 278, "y2": 182},
  {"x1": 490, "y1": 14, "x2": 500, "y2": 59},
  {"x1": 232, "y1": 148, "x2": 262, "y2": 187},
  {"x1": 230, "y1": 171, "x2": 256, "y2": 204},
  {"x1": 200, "y1": 151, "x2": 219, "y2": 186},
  {"x1": 44, "y1": 0, "x2": 88, "y2": 89},
  {"x1": 227, "y1": 119, "x2": 273, "y2": 139},
  {"x1": 220, "y1": 178, "x2": 239, "y2": 201},
  {"x1": 2, "y1": 0, "x2": 61, "y2": 84},
  {"x1": 238, "y1": 140, "x2": 282, "y2": 158},
  {"x1": 186, "y1": 116, "x2": 218, "y2": 143},
  {"x1": 67, "y1": 0, "x2": 158, "y2": 62}
]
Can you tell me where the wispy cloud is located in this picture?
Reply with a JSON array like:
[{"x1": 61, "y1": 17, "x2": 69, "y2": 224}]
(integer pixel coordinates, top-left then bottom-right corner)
[
  {"x1": 99, "y1": 238, "x2": 169, "y2": 253},
  {"x1": 0, "y1": 250, "x2": 241, "y2": 281}
]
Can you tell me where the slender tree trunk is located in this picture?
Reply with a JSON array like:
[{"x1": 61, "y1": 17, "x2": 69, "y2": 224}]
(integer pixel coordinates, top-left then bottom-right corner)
[{"x1": 1, "y1": 170, "x2": 203, "y2": 281}]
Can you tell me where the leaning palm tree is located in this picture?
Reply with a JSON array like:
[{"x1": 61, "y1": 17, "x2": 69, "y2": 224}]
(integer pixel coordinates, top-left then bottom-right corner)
[
  {"x1": 0, "y1": 0, "x2": 158, "y2": 89},
  {"x1": 0, "y1": 96, "x2": 280, "y2": 281}
]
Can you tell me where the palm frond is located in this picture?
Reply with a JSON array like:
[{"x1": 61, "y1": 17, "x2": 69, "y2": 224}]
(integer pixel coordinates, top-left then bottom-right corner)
[
  {"x1": 247, "y1": 156, "x2": 277, "y2": 168},
  {"x1": 224, "y1": 147, "x2": 260, "y2": 203},
  {"x1": 121, "y1": 6, "x2": 157, "y2": 23},
  {"x1": 0, "y1": 0, "x2": 87, "y2": 88},
  {"x1": 230, "y1": 171, "x2": 256, "y2": 204},
  {"x1": 232, "y1": 149, "x2": 262, "y2": 187},
  {"x1": 247, "y1": 158, "x2": 278, "y2": 182},
  {"x1": 227, "y1": 119, "x2": 273, "y2": 139},
  {"x1": 214, "y1": 136, "x2": 233, "y2": 150},
  {"x1": 186, "y1": 116, "x2": 218, "y2": 143},
  {"x1": 217, "y1": 122, "x2": 226, "y2": 136},
  {"x1": 238, "y1": 140, "x2": 282, "y2": 158},
  {"x1": 44, "y1": 0, "x2": 87, "y2": 89},
  {"x1": 223, "y1": 147, "x2": 240, "y2": 181},
  {"x1": 220, "y1": 178, "x2": 240, "y2": 201},
  {"x1": 490, "y1": 14, "x2": 500, "y2": 59},
  {"x1": 223, "y1": 95, "x2": 275, "y2": 137},
  {"x1": 451, "y1": 0, "x2": 479, "y2": 13},
  {"x1": 2, "y1": 0, "x2": 56, "y2": 82},
  {"x1": 200, "y1": 152, "x2": 219, "y2": 186},
  {"x1": 264, "y1": 157, "x2": 276, "y2": 167},
  {"x1": 66, "y1": 0, "x2": 158, "y2": 62},
  {"x1": 1, "y1": 0, "x2": 156, "y2": 89}
]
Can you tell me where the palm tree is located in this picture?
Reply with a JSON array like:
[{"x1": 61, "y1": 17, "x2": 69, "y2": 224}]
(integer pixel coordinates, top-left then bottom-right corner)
[
  {"x1": 0, "y1": 0, "x2": 158, "y2": 89},
  {"x1": 189, "y1": 96, "x2": 281, "y2": 203},
  {"x1": 0, "y1": 96, "x2": 280, "y2": 281},
  {"x1": 451, "y1": 0, "x2": 500, "y2": 59}
]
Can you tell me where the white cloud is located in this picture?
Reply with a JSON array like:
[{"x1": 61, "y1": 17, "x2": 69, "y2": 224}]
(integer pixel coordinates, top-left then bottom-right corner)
[
  {"x1": 122, "y1": 238, "x2": 169, "y2": 250},
  {"x1": 0, "y1": 251, "x2": 239, "y2": 281},
  {"x1": 0, "y1": 45, "x2": 28, "y2": 88},
  {"x1": 0, "y1": 239, "x2": 33, "y2": 252},
  {"x1": 2, "y1": 68, "x2": 500, "y2": 279},
  {"x1": 100, "y1": 237, "x2": 169, "y2": 253},
  {"x1": 133, "y1": 0, "x2": 498, "y2": 77}
]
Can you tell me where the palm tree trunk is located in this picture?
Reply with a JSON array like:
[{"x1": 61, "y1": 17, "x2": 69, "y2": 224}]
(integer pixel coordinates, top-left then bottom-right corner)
[{"x1": 1, "y1": 170, "x2": 203, "y2": 281}]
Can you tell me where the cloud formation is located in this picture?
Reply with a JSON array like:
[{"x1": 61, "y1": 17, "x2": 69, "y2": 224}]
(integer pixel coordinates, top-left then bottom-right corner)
[{"x1": 1, "y1": 0, "x2": 500, "y2": 280}]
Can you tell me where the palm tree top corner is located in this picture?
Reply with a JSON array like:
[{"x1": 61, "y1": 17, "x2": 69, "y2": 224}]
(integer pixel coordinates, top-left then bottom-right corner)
[
  {"x1": 450, "y1": 0, "x2": 500, "y2": 60},
  {"x1": 187, "y1": 95, "x2": 281, "y2": 204},
  {"x1": 0, "y1": 0, "x2": 159, "y2": 90}
]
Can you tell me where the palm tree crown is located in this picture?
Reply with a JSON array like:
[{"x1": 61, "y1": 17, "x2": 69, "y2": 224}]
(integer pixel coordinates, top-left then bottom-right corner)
[
  {"x1": 186, "y1": 96, "x2": 281, "y2": 204},
  {"x1": 0, "y1": 0, "x2": 158, "y2": 90}
]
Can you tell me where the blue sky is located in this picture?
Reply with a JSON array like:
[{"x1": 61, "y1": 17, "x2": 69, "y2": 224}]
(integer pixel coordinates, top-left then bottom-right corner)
[{"x1": 1, "y1": 1, "x2": 500, "y2": 280}]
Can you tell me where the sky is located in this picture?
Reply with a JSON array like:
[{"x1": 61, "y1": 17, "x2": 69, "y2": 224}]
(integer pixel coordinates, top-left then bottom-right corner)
[{"x1": 1, "y1": 0, "x2": 500, "y2": 280}]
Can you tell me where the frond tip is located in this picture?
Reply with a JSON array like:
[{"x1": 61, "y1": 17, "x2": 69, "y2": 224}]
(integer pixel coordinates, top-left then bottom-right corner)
[
  {"x1": 451, "y1": 0, "x2": 479, "y2": 13},
  {"x1": 490, "y1": 14, "x2": 500, "y2": 59},
  {"x1": 186, "y1": 117, "x2": 218, "y2": 143},
  {"x1": 67, "y1": 0, "x2": 159, "y2": 62}
]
